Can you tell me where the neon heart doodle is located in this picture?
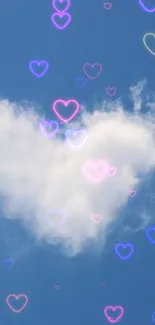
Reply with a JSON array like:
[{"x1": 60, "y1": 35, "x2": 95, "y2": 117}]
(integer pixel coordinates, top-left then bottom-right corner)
[
  {"x1": 29, "y1": 60, "x2": 49, "y2": 78},
  {"x1": 143, "y1": 33, "x2": 155, "y2": 55},
  {"x1": 52, "y1": 0, "x2": 70, "y2": 13},
  {"x1": 52, "y1": 99, "x2": 80, "y2": 123},
  {"x1": 152, "y1": 312, "x2": 155, "y2": 323},
  {"x1": 40, "y1": 120, "x2": 59, "y2": 137},
  {"x1": 146, "y1": 226, "x2": 155, "y2": 244},
  {"x1": 115, "y1": 244, "x2": 134, "y2": 260},
  {"x1": 138, "y1": 0, "x2": 155, "y2": 13},
  {"x1": 6, "y1": 294, "x2": 28, "y2": 313},
  {"x1": 128, "y1": 190, "x2": 136, "y2": 198},
  {"x1": 82, "y1": 159, "x2": 109, "y2": 184},
  {"x1": 104, "y1": 306, "x2": 124, "y2": 323},
  {"x1": 51, "y1": 12, "x2": 71, "y2": 30},
  {"x1": 90, "y1": 214, "x2": 102, "y2": 224},
  {"x1": 65, "y1": 129, "x2": 88, "y2": 149},
  {"x1": 103, "y1": 2, "x2": 112, "y2": 10},
  {"x1": 106, "y1": 87, "x2": 117, "y2": 97},
  {"x1": 3, "y1": 258, "x2": 14, "y2": 269},
  {"x1": 83, "y1": 63, "x2": 102, "y2": 80}
]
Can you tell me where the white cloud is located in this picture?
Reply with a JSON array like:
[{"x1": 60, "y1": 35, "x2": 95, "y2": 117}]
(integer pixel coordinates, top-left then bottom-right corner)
[{"x1": 0, "y1": 83, "x2": 155, "y2": 256}]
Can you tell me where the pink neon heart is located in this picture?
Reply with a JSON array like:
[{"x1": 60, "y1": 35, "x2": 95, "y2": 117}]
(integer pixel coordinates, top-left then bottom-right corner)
[
  {"x1": 129, "y1": 190, "x2": 136, "y2": 198},
  {"x1": 6, "y1": 294, "x2": 28, "y2": 313},
  {"x1": 91, "y1": 214, "x2": 102, "y2": 224},
  {"x1": 83, "y1": 63, "x2": 102, "y2": 80},
  {"x1": 106, "y1": 87, "x2": 117, "y2": 97},
  {"x1": 51, "y1": 13, "x2": 71, "y2": 30},
  {"x1": 103, "y1": 2, "x2": 112, "y2": 10},
  {"x1": 82, "y1": 159, "x2": 109, "y2": 184},
  {"x1": 104, "y1": 306, "x2": 124, "y2": 323},
  {"x1": 52, "y1": 99, "x2": 80, "y2": 123},
  {"x1": 52, "y1": 0, "x2": 70, "y2": 13},
  {"x1": 107, "y1": 166, "x2": 117, "y2": 177}
]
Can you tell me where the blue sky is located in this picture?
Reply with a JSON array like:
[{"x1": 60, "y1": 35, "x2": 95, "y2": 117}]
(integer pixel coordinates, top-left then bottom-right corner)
[{"x1": 0, "y1": 0, "x2": 155, "y2": 324}]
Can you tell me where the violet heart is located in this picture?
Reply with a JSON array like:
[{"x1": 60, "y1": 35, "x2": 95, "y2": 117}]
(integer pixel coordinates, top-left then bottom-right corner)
[
  {"x1": 52, "y1": 0, "x2": 70, "y2": 13},
  {"x1": 128, "y1": 190, "x2": 136, "y2": 198},
  {"x1": 39, "y1": 120, "x2": 59, "y2": 137},
  {"x1": 138, "y1": 0, "x2": 155, "y2": 13}
]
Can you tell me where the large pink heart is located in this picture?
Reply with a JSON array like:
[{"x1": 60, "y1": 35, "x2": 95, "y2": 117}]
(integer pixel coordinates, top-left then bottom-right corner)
[
  {"x1": 52, "y1": 0, "x2": 70, "y2": 13},
  {"x1": 83, "y1": 63, "x2": 102, "y2": 80},
  {"x1": 52, "y1": 99, "x2": 80, "y2": 123},
  {"x1": 6, "y1": 294, "x2": 28, "y2": 313},
  {"x1": 104, "y1": 306, "x2": 124, "y2": 323}
]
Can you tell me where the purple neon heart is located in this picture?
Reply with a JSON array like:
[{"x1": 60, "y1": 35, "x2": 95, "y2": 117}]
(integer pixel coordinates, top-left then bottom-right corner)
[
  {"x1": 52, "y1": 0, "x2": 70, "y2": 13},
  {"x1": 146, "y1": 226, "x2": 155, "y2": 243},
  {"x1": 115, "y1": 244, "x2": 134, "y2": 260},
  {"x1": 29, "y1": 61, "x2": 49, "y2": 78},
  {"x1": 40, "y1": 120, "x2": 59, "y2": 137},
  {"x1": 51, "y1": 13, "x2": 71, "y2": 30},
  {"x1": 138, "y1": 0, "x2": 155, "y2": 12}
]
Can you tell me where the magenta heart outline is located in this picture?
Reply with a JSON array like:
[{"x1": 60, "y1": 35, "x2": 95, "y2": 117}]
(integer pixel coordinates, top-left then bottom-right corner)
[
  {"x1": 52, "y1": 0, "x2": 70, "y2": 13},
  {"x1": 29, "y1": 60, "x2": 49, "y2": 78},
  {"x1": 51, "y1": 13, "x2": 71, "y2": 30},
  {"x1": 103, "y1": 2, "x2": 112, "y2": 10},
  {"x1": 6, "y1": 294, "x2": 28, "y2": 313},
  {"x1": 83, "y1": 63, "x2": 102, "y2": 80},
  {"x1": 52, "y1": 99, "x2": 80, "y2": 123},
  {"x1": 129, "y1": 190, "x2": 136, "y2": 198},
  {"x1": 104, "y1": 306, "x2": 124, "y2": 323},
  {"x1": 106, "y1": 87, "x2": 117, "y2": 97},
  {"x1": 138, "y1": 0, "x2": 155, "y2": 12},
  {"x1": 40, "y1": 120, "x2": 59, "y2": 137}
]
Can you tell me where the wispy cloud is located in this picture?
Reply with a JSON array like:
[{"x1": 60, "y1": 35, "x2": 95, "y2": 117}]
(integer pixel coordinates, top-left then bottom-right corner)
[{"x1": 0, "y1": 81, "x2": 155, "y2": 256}]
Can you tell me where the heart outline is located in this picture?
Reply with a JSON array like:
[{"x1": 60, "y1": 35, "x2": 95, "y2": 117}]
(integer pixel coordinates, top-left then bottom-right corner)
[
  {"x1": 143, "y1": 33, "x2": 155, "y2": 55},
  {"x1": 51, "y1": 12, "x2": 71, "y2": 30},
  {"x1": 83, "y1": 63, "x2": 102, "y2": 80},
  {"x1": 52, "y1": 99, "x2": 80, "y2": 123},
  {"x1": 52, "y1": 0, "x2": 70, "y2": 13},
  {"x1": 6, "y1": 294, "x2": 28, "y2": 313},
  {"x1": 104, "y1": 305, "x2": 124, "y2": 323},
  {"x1": 29, "y1": 60, "x2": 49, "y2": 78}
]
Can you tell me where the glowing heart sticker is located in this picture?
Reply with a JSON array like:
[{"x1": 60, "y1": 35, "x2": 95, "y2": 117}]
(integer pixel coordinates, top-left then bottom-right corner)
[
  {"x1": 143, "y1": 33, "x2": 155, "y2": 55},
  {"x1": 138, "y1": 0, "x2": 155, "y2": 12},
  {"x1": 6, "y1": 294, "x2": 28, "y2": 313},
  {"x1": 40, "y1": 120, "x2": 59, "y2": 137},
  {"x1": 82, "y1": 159, "x2": 109, "y2": 184},
  {"x1": 83, "y1": 63, "x2": 102, "y2": 80},
  {"x1": 51, "y1": 12, "x2": 71, "y2": 30},
  {"x1": 29, "y1": 60, "x2": 49, "y2": 78},
  {"x1": 65, "y1": 129, "x2": 88, "y2": 149},
  {"x1": 52, "y1": 0, "x2": 70, "y2": 13},
  {"x1": 52, "y1": 99, "x2": 80, "y2": 123},
  {"x1": 104, "y1": 306, "x2": 124, "y2": 323}
]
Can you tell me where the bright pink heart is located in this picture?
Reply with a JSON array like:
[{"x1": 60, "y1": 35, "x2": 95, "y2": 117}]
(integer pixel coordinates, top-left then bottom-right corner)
[
  {"x1": 83, "y1": 63, "x2": 102, "y2": 80},
  {"x1": 82, "y1": 159, "x2": 109, "y2": 184},
  {"x1": 52, "y1": 99, "x2": 80, "y2": 123},
  {"x1": 52, "y1": 0, "x2": 70, "y2": 13},
  {"x1": 106, "y1": 87, "x2": 117, "y2": 97},
  {"x1": 91, "y1": 214, "x2": 102, "y2": 224},
  {"x1": 51, "y1": 13, "x2": 71, "y2": 30},
  {"x1": 128, "y1": 190, "x2": 136, "y2": 198},
  {"x1": 104, "y1": 306, "x2": 124, "y2": 323},
  {"x1": 6, "y1": 294, "x2": 28, "y2": 313},
  {"x1": 103, "y1": 2, "x2": 112, "y2": 10}
]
